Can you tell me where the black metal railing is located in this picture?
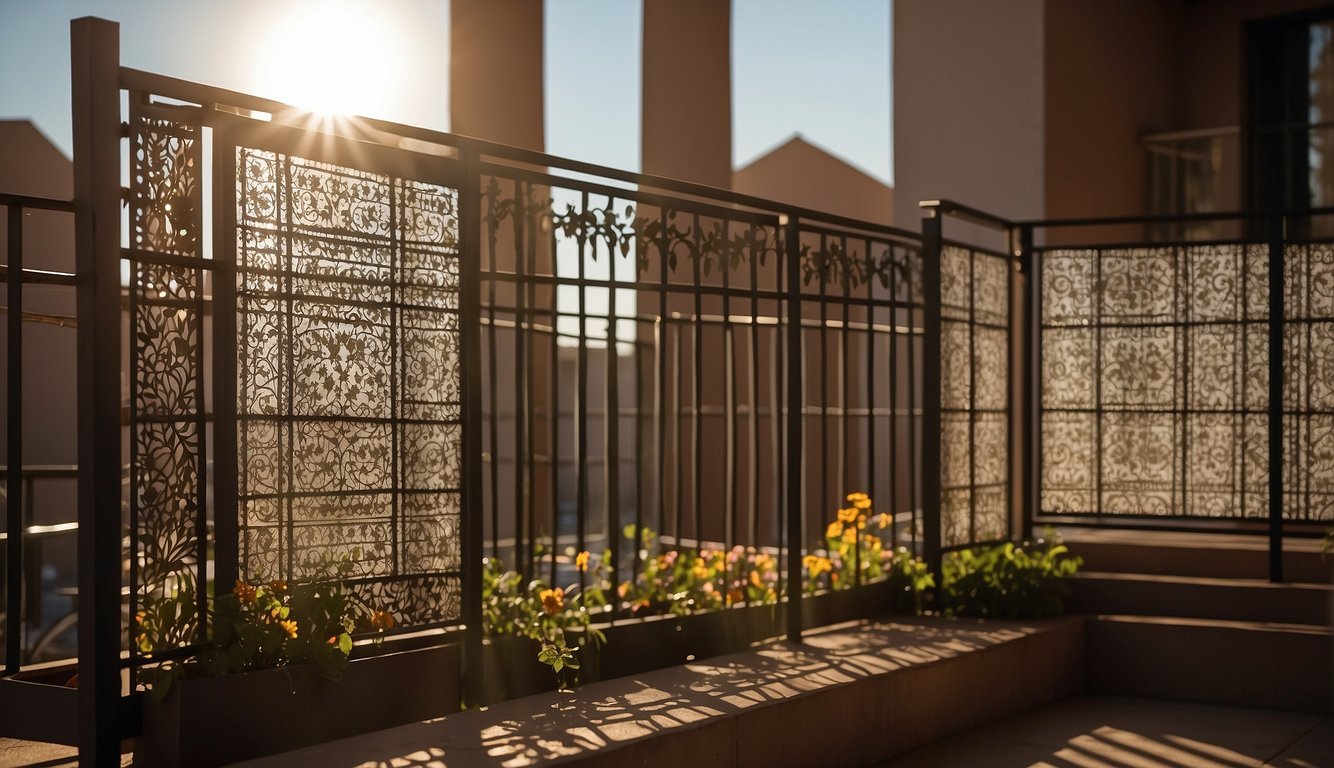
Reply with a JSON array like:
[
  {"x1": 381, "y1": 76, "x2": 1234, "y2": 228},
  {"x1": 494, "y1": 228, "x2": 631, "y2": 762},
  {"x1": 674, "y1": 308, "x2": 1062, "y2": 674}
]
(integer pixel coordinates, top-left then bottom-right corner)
[
  {"x1": 13, "y1": 21, "x2": 962, "y2": 762},
  {"x1": 1, "y1": 191, "x2": 78, "y2": 676},
  {"x1": 37, "y1": 17, "x2": 1334, "y2": 764}
]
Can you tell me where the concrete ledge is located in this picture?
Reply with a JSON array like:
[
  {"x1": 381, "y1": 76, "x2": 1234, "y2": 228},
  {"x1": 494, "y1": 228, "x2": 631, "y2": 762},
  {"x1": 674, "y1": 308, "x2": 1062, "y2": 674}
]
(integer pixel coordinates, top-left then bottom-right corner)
[
  {"x1": 238, "y1": 616, "x2": 1086, "y2": 768},
  {"x1": 1087, "y1": 614, "x2": 1333, "y2": 713}
]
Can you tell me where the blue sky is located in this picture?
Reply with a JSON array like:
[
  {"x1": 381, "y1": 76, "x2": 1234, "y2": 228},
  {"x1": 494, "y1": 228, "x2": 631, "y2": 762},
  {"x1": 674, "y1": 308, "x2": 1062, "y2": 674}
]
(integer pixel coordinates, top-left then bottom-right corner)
[{"x1": 0, "y1": 0, "x2": 892, "y2": 184}]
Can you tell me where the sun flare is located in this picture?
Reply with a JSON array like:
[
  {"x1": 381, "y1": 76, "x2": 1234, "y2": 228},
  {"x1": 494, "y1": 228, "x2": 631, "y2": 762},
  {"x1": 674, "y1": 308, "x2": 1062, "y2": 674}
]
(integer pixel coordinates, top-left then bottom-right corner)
[{"x1": 250, "y1": 1, "x2": 404, "y2": 117}]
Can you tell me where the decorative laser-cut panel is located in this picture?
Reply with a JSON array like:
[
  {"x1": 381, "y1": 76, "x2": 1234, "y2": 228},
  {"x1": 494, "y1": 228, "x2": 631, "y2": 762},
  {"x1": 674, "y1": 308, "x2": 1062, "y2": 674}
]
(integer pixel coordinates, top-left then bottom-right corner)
[
  {"x1": 235, "y1": 147, "x2": 463, "y2": 627},
  {"x1": 128, "y1": 110, "x2": 207, "y2": 655},
  {"x1": 939, "y1": 246, "x2": 1010, "y2": 549},
  {"x1": 1283, "y1": 243, "x2": 1334, "y2": 522},
  {"x1": 1040, "y1": 244, "x2": 1273, "y2": 520}
]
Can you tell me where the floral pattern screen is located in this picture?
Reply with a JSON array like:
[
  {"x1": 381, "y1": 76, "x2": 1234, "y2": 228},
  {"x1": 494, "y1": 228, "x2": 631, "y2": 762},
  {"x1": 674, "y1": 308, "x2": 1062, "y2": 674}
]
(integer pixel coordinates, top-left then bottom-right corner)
[
  {"x1": 1041, "y1": 243, "x2": 1332, "y2": 522},
  {"x1": 939, "y1": 245, "x2": 1010, "y2": 548},
  {"x1": 234, "y1": 146, "x2": 463, "y2": 627}
]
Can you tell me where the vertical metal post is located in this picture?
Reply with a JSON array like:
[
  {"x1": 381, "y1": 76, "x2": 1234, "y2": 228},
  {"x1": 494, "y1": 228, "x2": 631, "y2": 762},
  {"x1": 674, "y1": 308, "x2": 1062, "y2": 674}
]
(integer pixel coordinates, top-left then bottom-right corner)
[
  {"x1": 783, "y1": 215, "x2": 803, "y2": 642},
  {"x1": 212, "y1": 127, "x2": 239, "y2": 592},
  {"x1": 458, "y1": 148, "x2": 485, "y2": 703},
  {"x1": 1019, "y1": 224, "x2": 1037, "y2": 540},
  {"x1": 71, "y1": 16, "x2": 123, "y2": 766},
  {"x1": 5, "y1": 204, "x2": 22, "y2": 674},
  {"x1": 920, "y1": 211, "x2": 943, "y2": 579},
  {"x1": 1267, "y1": 214, "x2": 1285, "y2": 584}
]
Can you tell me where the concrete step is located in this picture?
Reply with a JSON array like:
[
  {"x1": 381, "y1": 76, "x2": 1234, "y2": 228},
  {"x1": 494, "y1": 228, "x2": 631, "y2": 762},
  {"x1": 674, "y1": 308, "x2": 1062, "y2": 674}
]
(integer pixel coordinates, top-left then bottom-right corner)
[
  {"x1": 1087, "y1": 614, "x2": 1332, "y2": 713},
  {"x1": 1059, "y1": 529, "x2": 1331, "y2": 583},
  {"x1": 1069, "y1": 571, "x2": 1333, "y2": 626}
]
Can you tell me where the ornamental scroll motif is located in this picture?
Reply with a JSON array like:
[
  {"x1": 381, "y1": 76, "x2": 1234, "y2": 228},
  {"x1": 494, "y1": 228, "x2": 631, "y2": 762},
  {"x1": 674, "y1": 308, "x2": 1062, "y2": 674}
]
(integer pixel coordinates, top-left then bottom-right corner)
[
  {"x1": 129, "y1": 111, "x2": 206, "y2": 653},
  {"x1": 235, "y1": 147, "x2": 463, "y2": 628},
  {"x1": 1040, "y1": 244, "x2": 1274, "y2": 519},
  {"x1": 939, "y1": 246, "x2": 1010, "y2": 549}
]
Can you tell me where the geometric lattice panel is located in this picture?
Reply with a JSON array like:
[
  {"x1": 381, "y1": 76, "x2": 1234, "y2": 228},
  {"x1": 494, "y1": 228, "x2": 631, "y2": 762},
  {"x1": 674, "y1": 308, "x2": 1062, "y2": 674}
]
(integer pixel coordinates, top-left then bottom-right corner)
[
  {"x1": 939, "y1": 245, "x2": 1010, "y2": 548},
  {"x1": 1040, "y1": 244, "x2": 1271, "y2": 519},
  {"x1": 234, "y1": 147, "x2": 463, "y2": 627}
]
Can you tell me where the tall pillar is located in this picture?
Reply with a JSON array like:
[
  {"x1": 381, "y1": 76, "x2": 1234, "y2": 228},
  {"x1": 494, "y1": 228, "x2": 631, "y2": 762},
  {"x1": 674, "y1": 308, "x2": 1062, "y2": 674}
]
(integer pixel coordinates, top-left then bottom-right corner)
[
  {"x1": 450, "y1": 0, "x2": 544, "y2": 151},
  {"x1": 641, "y1": 0, "x2": 732, "y2": 188}
]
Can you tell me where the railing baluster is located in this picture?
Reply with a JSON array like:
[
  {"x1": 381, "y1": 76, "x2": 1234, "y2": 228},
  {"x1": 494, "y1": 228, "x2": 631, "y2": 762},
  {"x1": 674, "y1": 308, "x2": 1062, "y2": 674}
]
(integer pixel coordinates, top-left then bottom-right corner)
[
  {"x1": 5, "y1": 202, "x2": 22, "y2": 674},
  {"x1": 784, "y1": 215, "x2": 803, "y2": 642}
]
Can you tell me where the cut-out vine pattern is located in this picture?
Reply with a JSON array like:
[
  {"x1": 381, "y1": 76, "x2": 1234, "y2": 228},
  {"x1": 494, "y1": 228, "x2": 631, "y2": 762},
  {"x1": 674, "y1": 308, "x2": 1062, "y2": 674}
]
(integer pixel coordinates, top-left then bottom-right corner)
[
  {"x1": 480, "y1": 176, "x2": 912, "y2": 291},
  {"x1": 129, "y1": 111, "x2": 206, "y2": 654}
]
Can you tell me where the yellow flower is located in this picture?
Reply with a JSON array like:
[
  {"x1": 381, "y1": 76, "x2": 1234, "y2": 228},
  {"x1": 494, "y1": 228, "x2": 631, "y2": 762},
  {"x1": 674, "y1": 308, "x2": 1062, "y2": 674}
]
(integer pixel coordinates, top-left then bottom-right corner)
[
  {"x1": 575, "y1": 550, "x2": 590, "y2": 573},
  {"x1": 826, "y1": 521, "x2": 844, "y2": 539},
  {"x1": 749, "y1": 570, "x2": 763, "y2": 588},
  {"x1": 692, "y1": 557, "x2": 710, "y2": 580},
  {"x1": 232, "y1": 579, "x2": 257, "y2": 605},
  {"x1": 843, "y1": 526, "x2": 858, "y2": 545},
  {"x1": 540, "y1": 587, "x2": 565, "y2": 615},
  {"x1": 803, "y1": 554, "x2": 833, "y2": 577},
  {"x1": 279, "y1": 620, "x2": 298, "y2": 639},
  {"x1": 837, "y1": 507, "x2": 860, "y2": 524},
  {"x1": 877, "y1": 513, "x2": 892, "y2": 530}
]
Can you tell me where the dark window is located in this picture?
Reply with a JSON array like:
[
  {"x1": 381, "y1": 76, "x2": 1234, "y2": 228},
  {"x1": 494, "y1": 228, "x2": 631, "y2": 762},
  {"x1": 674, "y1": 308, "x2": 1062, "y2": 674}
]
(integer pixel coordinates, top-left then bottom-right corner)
[{"x1": 1249, "y1": 9, "x2": 1334, "y2": 233}]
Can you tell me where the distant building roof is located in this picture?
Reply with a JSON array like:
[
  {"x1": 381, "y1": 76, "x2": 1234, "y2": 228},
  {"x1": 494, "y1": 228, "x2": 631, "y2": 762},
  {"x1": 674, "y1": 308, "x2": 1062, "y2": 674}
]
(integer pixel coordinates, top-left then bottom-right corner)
[
  {"x1": 0, "y1": 119, "x2": 72, "y2": 200},
  {"x1": 733, "y1": 134, "x2": 893, "y2": 225}
]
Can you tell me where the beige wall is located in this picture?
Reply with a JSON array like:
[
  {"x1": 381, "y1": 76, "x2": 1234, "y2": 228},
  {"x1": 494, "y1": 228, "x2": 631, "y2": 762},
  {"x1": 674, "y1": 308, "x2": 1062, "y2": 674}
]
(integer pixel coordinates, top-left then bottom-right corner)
[
  {"x1": 893, "y1": 0, "x2": 1045, "y2": 244},
  {"x1": 733, "y1": 136, "x2": 894, "y2": 226},
  {"x1": 450, "y1": 0, "x2": 544, "y2": 150},
  {"x1": 641, "y1": 0, "x2": 732, "y2": 188}
]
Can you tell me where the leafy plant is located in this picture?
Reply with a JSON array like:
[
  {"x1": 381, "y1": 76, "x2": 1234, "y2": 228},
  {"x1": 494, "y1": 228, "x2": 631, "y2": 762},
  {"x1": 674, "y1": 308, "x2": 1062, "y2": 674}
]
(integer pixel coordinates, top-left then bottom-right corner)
[
  {"x1": 885, "y1": 546, "x2": 935, "y2": 615},
  {"x1": 939, "y1": 532, "x2": 1082, "y2": 619},
  {"x1": 481, "y1": 550, "x2": 610, "y2": 690},
  {"x1": 135, "y1": 556, "x2": 394, "y2": 700}
]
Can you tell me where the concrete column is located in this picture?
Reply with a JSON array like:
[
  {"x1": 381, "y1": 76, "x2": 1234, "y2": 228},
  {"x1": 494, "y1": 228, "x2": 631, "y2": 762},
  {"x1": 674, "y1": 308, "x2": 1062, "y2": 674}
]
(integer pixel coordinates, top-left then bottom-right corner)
[
  {"x1": 641, "y1": 0, "x2": 732, "y2": 188},
  {"x1": 450, "y1": 0, "x2": 544, "y2": 151}
]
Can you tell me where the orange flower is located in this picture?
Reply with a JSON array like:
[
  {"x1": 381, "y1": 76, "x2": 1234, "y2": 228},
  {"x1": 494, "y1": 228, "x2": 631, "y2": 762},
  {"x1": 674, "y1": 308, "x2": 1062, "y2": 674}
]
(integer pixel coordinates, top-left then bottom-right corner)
[
  {"x1": 232, "y1": 580, "x2": 257, "y2": 605},
  {"x1": 268, "y1": 579, "x2": 288, "y2": 593},
  {"x1": 575, "y1": 550, "x2": 590, "y2": 573},
  {"x1": 726, "y1": 588, "x2": 745, "y2": 606},
  {"x1": 279, "y1": 620, "x2": 298, "y2": 639},
  {"x1": 540, "y1": 587, "x2": 565, "y2": 615},
  {"x1": 369, "y1": 610, "x2": 397, "y2": 631}
]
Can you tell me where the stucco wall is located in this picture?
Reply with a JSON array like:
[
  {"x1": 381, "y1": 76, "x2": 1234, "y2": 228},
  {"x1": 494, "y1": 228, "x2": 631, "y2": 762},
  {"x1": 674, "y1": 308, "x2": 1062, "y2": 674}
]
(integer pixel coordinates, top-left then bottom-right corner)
[{"x1": 892, "y1": 0, "x2": 1045, "y2": 244}]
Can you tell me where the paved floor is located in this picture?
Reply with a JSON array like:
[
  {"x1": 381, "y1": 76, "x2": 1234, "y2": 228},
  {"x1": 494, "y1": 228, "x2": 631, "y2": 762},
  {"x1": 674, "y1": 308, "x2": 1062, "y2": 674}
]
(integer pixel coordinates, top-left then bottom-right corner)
[
  {"x1": 874, "y1": 696, "x2": 1333, "y2": 768},
  {"x1": 3, "y1": 696, "x2": 1330, "y2": 766}
]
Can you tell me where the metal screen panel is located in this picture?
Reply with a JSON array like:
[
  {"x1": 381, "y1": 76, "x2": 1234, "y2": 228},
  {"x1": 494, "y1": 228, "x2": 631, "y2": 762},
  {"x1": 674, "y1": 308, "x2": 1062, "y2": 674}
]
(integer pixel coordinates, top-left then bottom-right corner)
[
  {"x1": 939, "y1": 245, "x2": 1010, "y2": 549},
  {"x1": 1040, "y1": 244, "x2": 1273, "y2": 520},
  {"x1": 1283, "y1": 242, "x2": 1334, "y2": 522},
  {"x1": 233, "y1": 145, "x2": 463, "y2": 627},
  {"x1": 128, "y1": 107, "x2": 209, "y2": 657}
]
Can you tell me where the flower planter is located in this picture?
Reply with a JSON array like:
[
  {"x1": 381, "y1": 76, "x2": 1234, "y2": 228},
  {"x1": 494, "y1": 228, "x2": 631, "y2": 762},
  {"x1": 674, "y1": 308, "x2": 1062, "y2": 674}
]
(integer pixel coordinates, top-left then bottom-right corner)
[{"x1": 137, "y1": 644, "x2": 459, "y2": 767}]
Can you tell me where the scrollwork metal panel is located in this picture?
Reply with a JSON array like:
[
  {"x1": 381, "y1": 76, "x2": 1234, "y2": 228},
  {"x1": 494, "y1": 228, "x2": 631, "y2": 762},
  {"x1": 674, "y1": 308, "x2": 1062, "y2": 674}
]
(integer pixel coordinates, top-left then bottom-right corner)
[
  {"x1": 1283, "y1": 243, "x2": 1334, "y2": 522},
  {"x1": 234, "y1": 145, "x2": 463, "y2": 628},
  {"x1": 1040, "y1": 244, "x2": 1274, "y2": 520},
  {"x1": 938, "y1": 246, "x2": 1010, "y2": 549}
]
